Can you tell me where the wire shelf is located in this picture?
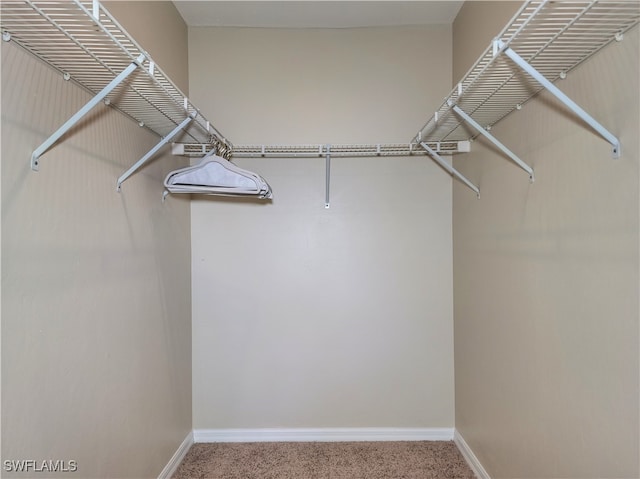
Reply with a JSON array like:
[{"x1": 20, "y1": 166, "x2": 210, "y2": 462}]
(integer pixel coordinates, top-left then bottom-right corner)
[
  {"x1": 3, "y1": 0, "x2": 637, "y2": 176},
  {"x1": 172, "y1": 141, "x2": 470, "y2": 158},
  {"x1": 0, "y1": 0, "x2": 230, "y2": 149},
  {"x1": 414, "y1": 0, "x2": 640, "y2": 144}
]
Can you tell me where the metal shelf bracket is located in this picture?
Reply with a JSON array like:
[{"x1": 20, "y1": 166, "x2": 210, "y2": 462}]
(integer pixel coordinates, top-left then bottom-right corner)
[
  {"x1": 116, "y1": 114, "x2": 195, "y2": 191},
  {"x1": 325, "y1": 144, "x2": 331, "y2": 209},
  {"x1": 420, "y1": 142, "x2": 480, "y2": 198},
  {"x1": 451, "y1": 103, "x2": 535, "y2": 181},
  {"x1": 496, "y1": 39, "x2": 622, "y2": 159},
  {"x1": 30, "y1": 53, "x2": 146, "y2": 171},
  {"x1": 411, "y1": 1, "x2": 638, "y2": 198}
]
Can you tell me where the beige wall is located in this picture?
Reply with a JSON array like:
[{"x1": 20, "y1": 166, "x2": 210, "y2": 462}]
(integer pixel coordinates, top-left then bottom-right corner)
[
  {"x1": 188, "y1": 26, "x2": 456, "y2": 429},
  {"x1": 453, "y1": 3, "x2": 639, "y2": 478},
  {"x1": 103, "y1": 1, "x2": 189, "y2": 93},
  {"x1": 1, "y1": 3, "x2": 191, "y2": 478},
  {"x1": 452, "y1": 1, "x2": 520, "y2": 83}
]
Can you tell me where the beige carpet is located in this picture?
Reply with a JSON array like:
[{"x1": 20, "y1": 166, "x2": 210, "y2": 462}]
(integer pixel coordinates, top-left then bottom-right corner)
[{"x1": 171, "y1": 441, "x2": 476, "y2": 478}]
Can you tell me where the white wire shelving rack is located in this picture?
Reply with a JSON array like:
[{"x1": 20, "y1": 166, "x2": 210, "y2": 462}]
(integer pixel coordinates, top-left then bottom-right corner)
[
  {"x1": 413, "y1": 0, "x2": 640, "y2": 197},
  {"x1": 172, "y1": 141, "x2": 470, "y2": 208},
  {"x1": 2, "y1": 0, "x2": 638, "y2": 200},
  {"x1": 0, "y1": 0, "x2": 231, "y2": 190}
]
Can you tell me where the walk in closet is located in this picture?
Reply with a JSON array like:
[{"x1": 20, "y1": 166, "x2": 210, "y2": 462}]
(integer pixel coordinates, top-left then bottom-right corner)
[{"x1": 1, "y1": 1, "x2": 639, "y2": 478}]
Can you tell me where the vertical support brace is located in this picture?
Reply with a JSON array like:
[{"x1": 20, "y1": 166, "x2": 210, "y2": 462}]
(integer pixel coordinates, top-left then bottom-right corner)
[
  {"x1": 325, "y1": 144, "x2": 331, "y2": 209},
  {"x1": 452, "y1": 104, "x2": 535, "y2": 181},
  {"x1": 116, "y1": 115, "x2": 194, "y2": 191},
  {"x1": 420, "y1": 142, "x2": 480, "y2": 198},
  {"x1": 500, "y1": 41, "x2": 621, "y2": 158},
  {"x1": 92, "y1": 0, "x2": 100, "y2": 20},
  {"x1": 31, "y1": 53, "x2": 145, "y2": 171}
]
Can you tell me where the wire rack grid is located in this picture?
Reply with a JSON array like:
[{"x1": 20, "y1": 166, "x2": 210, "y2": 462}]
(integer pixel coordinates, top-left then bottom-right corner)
[
  {"x1": 0, "y1": 0, "x2": 230, "y2": 149},
  {"x1": 414, "y1": 0, "x2": 640, "y2": 144}
]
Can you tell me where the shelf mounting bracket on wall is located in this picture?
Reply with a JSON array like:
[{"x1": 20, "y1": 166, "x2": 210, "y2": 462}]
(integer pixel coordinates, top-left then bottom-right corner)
[
  {"x1": 410, "y1": 1, "x2": 638, "y2": 198},
  {"x1": 1, "y1": 0, "x2": 232, "y2": 189},
  {"x1": 116, "y1": 114, "x2": 195, "y2": 191},
  {"x1": 451, "y1": 103, "x2": 535, "y2": 181},
  {"x1": 30, "y1": 53, "x2": 146, "y2": 171},
  {"x1": 420, "y1": 142, "x2": 480, "y2": 198},
  {"x1": 495, "y1": 39, "x2": 621, "y2": 159}
]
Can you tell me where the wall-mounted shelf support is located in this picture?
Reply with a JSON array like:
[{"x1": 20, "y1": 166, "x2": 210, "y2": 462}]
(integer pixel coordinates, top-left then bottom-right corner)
[
  {"x1": 325, "y1": 144, "x2": 331, "y2": 209},
  {"x1": 1, "y1": 0, "x2": 231, "y2": 190},
  {"x1": 420, "y1": 142, "x2": 479, "y2": 198},
  {"x1": 451, "y1": 104, "x2": 535, "y2": 181},
  {"x1": 411, "y1": 1, "x2": 638, "y2": 197},
  {"x1": 116, "y1": 115, "x2": 194, "y2": 191},
  {"x1": 31, "y1": 53, "x2": 146, "y2": 171},
  {"x1": 172, "y1": 142, "x2": 470, "y2": 158},
  {"x1": 497, "y1": 40, "x2": 622, "y2": 159}
]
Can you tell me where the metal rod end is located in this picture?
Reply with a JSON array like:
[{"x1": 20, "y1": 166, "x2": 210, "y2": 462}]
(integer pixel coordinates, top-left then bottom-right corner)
[
  {"x1": 31, "y1": 153, "x2": 40, "y2": 171},
  {"x1": 325, "y1": 203, "x2": 330, "y2": 209},
  {"x1": 612, "y1": 144, "x2": 621, "y2": 159}
]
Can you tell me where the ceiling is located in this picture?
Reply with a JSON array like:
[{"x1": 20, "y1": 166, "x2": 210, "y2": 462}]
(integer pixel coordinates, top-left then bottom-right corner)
[{"x1": 173, "y1": 1, "x2": 464, "y2": 28}]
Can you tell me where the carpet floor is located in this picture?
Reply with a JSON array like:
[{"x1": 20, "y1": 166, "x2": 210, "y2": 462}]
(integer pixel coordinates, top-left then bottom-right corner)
[{"x1": 171, "y1": 441, "x2": 476, "y2": 479}]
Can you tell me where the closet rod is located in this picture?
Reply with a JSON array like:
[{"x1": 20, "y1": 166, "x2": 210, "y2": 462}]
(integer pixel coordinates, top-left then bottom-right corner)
[{"x1": 172, "y1": 141, "x2": 471, "y2": 158}]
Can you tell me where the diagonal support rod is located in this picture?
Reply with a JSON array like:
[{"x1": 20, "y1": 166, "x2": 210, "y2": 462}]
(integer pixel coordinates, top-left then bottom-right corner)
[
  {"x1": 452, "y1": 104, "x2": 534, "y2": 181},
  {"x1": 498, "y1": 40, "x2": 621, "y2": 159},
  {"x1": 325, "y1": 144, "x2": 331, "y2": 209},
  {"x1": 420, "y1": 142, "x2": 480, "y2": 198},
  {"x1": 31, "y1": 53, "x2": 145, "y2": 171},
  {"x1": 117, "y1": 115, "x2": 194, "y2": 191}
]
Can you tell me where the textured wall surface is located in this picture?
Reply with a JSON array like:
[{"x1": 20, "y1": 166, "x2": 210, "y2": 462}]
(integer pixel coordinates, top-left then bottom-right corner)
[
  {"x1": 452, "y1": 3, "x2": 639, "y2": 477},
  {"x1": 188, "y1": 25, "x2": 456, "y2": 429},
  {"x1": 1, "y1": 3, "x2": 192, "y2": 477}
]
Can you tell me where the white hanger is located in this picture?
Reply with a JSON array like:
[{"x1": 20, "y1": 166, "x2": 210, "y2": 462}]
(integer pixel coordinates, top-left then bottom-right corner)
[{"x1": 164, "y1": 149, "x2": 272, "y2": 199}]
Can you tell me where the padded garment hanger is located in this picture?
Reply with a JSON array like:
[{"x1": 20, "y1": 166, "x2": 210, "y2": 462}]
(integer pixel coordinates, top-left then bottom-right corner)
[{"x1": 164, "y1": 150, "x2": 272, "y2": 199}]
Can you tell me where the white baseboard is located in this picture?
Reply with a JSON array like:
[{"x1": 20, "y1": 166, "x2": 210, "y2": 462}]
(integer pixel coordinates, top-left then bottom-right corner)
[
  {"x1": 193, "y1": 427, "x2": 454, "y2": 443},
  {"x1": 158, "y1": 431, "x2": 194, "y2": 479},
  {"x1": 454, "y1": 429, "x2": 491, "y2": 479},
  {"x1": 159, "y1": 428, "x2": 483, "y2": 477}
]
